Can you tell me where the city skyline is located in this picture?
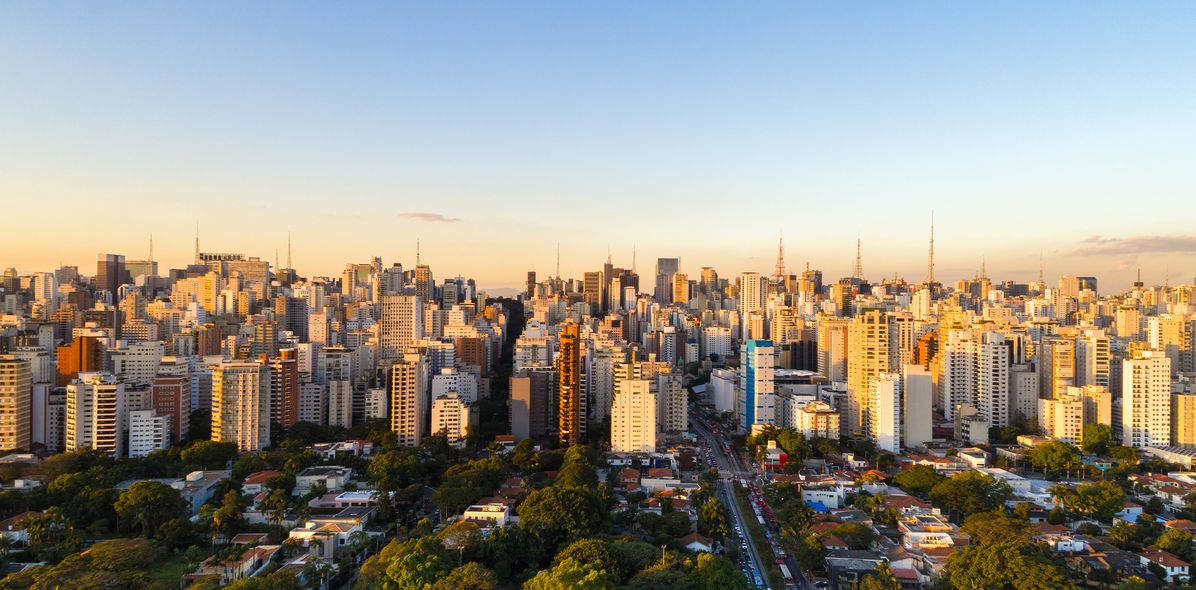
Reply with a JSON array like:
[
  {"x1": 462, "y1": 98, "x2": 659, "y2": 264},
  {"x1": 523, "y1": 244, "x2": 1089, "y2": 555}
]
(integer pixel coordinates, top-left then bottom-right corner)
[
  {"x1": 5, "y1": 3, "x2": 1196, "y2": 287},
  {"x1": 1, "y1": 231, "x2": 1189, "y2": 294}
]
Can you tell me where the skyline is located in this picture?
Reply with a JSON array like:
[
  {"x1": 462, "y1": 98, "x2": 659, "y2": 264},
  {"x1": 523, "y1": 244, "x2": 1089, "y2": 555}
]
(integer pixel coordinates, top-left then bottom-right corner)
[
  {"x1": 5, "y1": 3, "x2": 1196, "y2": 287},
  {"x1": 4, "y1": 228, "x2": 1191, "y2": 294}
]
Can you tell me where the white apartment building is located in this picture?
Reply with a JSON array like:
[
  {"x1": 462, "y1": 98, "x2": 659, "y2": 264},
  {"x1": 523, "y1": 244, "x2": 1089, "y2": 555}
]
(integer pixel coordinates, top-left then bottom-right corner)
[
  {"x1": 611, "y1": 379, "x2": 657, "y2": 453},
  {"x1": 128, "y1": 410, "x2": 170, "y2": 457}
]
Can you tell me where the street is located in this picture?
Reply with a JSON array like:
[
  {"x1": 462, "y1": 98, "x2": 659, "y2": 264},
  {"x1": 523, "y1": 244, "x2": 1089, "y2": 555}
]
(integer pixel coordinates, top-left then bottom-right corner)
[
  {"x1": 691, "y1": 413, "x2": 772, "y2": 589},
  {"x1": 691, "y1": 410, "x2": 815, "y2": 590}
]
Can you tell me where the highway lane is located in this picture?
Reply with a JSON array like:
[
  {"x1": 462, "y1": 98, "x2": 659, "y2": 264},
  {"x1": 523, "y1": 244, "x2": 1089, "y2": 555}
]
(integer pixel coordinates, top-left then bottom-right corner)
[{"x1": 691, "y1": 415, "x2": 772, "y2": 590}]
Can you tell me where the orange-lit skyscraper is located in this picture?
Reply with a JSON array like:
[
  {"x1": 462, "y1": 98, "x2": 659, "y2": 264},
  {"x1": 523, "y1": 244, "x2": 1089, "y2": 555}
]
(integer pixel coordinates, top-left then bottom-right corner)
[{"x1": 557, "y1": 322, "x2": 584, "y2": 446}]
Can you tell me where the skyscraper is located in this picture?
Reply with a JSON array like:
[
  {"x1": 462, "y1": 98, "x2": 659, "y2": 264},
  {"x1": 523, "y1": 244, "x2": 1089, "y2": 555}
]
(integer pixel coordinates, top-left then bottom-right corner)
[
  {"x1": 0, "y1": 356, "x2": 31, "y2": 451},
  {"x1": 65, "y1": 372, "x2": 125, "y2": 457},
  {"x1": 56, "y1": 335, "x2": 104, "y2": 386},
  {"x1": 267, "y1": 349, "x2": 299, "y2": 429},
  {"x1": 389, "y1": 354, "x2": 429, "y2": 447},
  {"x1": 610, "y1": 379, "x2": 656, "y2": 453},
  {"x1": 212, "y1": 362, "x2": 271, "y2": 452},
  {"x1": 739, "y1": 272, "x2": 766, "y2": 340},
  {"x1": 96, "y1": 253, "x2": 129, "y2": 297},
  {"x1": 380, "y1": 294, "x2": 424, "y2": 360},
  {"x1": 738, "y1": 339, "x2": 776, "y2": 432},
  {"x1": 847, "y1": 309, "x2": 890, "y2": 436},
  {"x1": 557, "y1": 322, "x2": 584, "y2": 446},
  {"x1": 1121, "y1": 351, "x2": 1170, "y2": 449}
]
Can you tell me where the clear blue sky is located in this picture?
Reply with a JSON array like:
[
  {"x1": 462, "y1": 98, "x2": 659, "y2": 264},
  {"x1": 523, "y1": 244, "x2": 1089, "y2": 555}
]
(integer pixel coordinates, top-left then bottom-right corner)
[{"x1": 3, "y1": 2, "x2": 1195, "y2": 289}]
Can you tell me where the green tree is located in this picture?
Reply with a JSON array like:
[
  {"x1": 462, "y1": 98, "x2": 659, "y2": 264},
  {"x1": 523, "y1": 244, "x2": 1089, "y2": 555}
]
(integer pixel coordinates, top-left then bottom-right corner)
[
  {"x1": 892, "y1": 465, "x2": 946, "y2": 497},
  {"x1": 1081, "y1": 423, "x2": 1115, "y2": 456},
  {"x1": 1051, "y1": 480, "x2": 1125, "y2": 521},
  {"x1": 212, "y1": 490, "x2": 248, "y2": 540},
  {"x1": 517, "y1": 485, "x2": 607, "y2": 544},
  {"x1": 698, "y1": 497, "x2": 731, "y2": 540},
  {"x1": 431, "y1": 562, "x2": 498, "y2": 590},
  {"x1": 1025, "y1": 440, "x2": 1081, "y2": 475},
  {"x1": 556, "y1": 538, "x2": 620, "y2": 580},
  {"x1": 827, "y1": 522, "x2": 874, "y2": 550},
  {"x1": 690, "y1": 552, "x2": 750, "y2": 590},
  {"x1": 960, "y1": 511, "x2": 1031, "y2": 545},
  {"x1": 384, "y1": 550, "x2": 451, "y2": 590},
  {"x1": 858, "y1": 562, "x2": 901, "y2": 590},
  {"x1": 180, "y1": 440, "x2": 240, "y2": 469},
  {"x1": 947, "y1": 542, "x2": 1076, "y2": 590},
  {"x1": 523, "y1": 557, "x2": 618, "y2": 590},
  {"x1": 18, "y1": 508, "x2": 80, "y2": 562},
  {"x1": 260, "y1": 488, "x2": 290, "y2": 526},
  {"x1": 1153, "y1": 528, "x2": 1194, "y2": 561},
  {"x1": 929, "y1": 471, "x2": 1013, "y2": 517},
  {"x1": 663, "y1": 510, "x2": 693, "y2": 538},
  {"x1": 113, "y1": 480, "x2": 189, "y2": 538},
  {"x1": 1117, "y1": 576, "x2": 1148, "y2": 590}
]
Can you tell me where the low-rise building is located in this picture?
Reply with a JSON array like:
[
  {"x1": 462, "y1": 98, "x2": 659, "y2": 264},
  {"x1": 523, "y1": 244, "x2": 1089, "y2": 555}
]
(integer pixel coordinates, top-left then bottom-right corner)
[{"x1": 294, "y1": 466, "x2": 353, "y2": 496}]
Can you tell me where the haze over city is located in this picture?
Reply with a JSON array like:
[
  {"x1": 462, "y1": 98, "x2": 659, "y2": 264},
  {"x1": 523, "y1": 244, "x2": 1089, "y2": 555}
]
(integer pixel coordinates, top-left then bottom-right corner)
[{"x1": 5, "y1": 3, "x2": 1196, "y2": 288}]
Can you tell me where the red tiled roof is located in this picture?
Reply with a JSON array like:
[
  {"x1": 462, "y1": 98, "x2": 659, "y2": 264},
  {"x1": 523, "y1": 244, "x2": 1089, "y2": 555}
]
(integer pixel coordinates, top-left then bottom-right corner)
[{"x1": 1143, "y1": 549, "x2": 1190, "y2": 568}]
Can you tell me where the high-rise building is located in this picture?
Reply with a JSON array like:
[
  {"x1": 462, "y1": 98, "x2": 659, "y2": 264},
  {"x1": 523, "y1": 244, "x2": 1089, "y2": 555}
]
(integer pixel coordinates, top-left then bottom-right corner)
[
  {"x1": 672, "y1": 273, "x2": 690, "y2": 306},
  {"x1": 610, "y1": 379, "x2": 657, "y2": 453},
  {"x1": 56, "y1": 335, "x2": 104, "y2": 387},
  {"x1": 584, "y1": 271, "x2": 604, "y2": 314},
  {"x1": 976, "y1": 332, "x2": 1011, "y2": 428},
  {"x1": 430, "y1": 393, "x2": 472, "y2": 448},
  {"x1": 211, "y1": 362, "x2": 271, "y2": 452},
  {"x1": 1039, "y1": 394, "x2": 1084, "y2": 445},
  {"x1": 847, "y1": 309, "x2": 890, "y2": 436},
  {"x1": 0, "y1": 356, "x2": 31, "y2": 451},
  {"x1": 389, "y1": 355, "x2": 429, "y2": 447},
  {"x1": 903, "y1": 365, "x2": 933, "y2": 448},
  {"x1": 817, "y1": 316, "x2": 850, "y2": 383},
  {"x1": 65, "y1": 372, "x2": 125, "y2": 457},
  {"x1": 1121, "y1": 351, "x2": 1171, "y2": 449},
  {"x1": 1041, "y1": 337, "x2": 1075, "y2": 400},
  {"x1": 510, "y1": 367, "x2": 554, "y2": 442},
  {"x1": 738, "y1": 340, "x2": 777, "y2": 432},
  {"x1": 557, "y1": 322, "x2": 584, "y2": 446},
  {"x1": 324, "y1": 347, "x2": 355, "y2": 428},
  {"x1": 655, "y1": 373, "x2": 687, "y2": 433},
  {"x1": 1173, "y1": 392, "x2": 1196, "y2": 447},
  {"x1": 870, "y1": 373, "x2": 901, "y2": 453},
  {"x1": 379, "y1": 294, "x2": 424, "y2": 360},
  {"x1": 266, "y1": 349, "x2": 299, "y2": 429},
  {"x1": 414, "y1": 265, "x2": 434, "y2": 302},
  {"x1": 96, "y1": 253, "x2": 129, "y2": 298},
  {"x1": 739, "y1": 272, "x2": 766, "y2": 340},
  {"x1": 655, "y1": 258, "x2": 680, "y2": 303},
  {"x1": 151, "y1": 375, "x2": 190, "y2": 443},
  {"x1": 526, "y1": 271, "x2": 537, "y2": 300},
  {"x1": 128, "y1": 410, "x2": 170, "y2": 458}
]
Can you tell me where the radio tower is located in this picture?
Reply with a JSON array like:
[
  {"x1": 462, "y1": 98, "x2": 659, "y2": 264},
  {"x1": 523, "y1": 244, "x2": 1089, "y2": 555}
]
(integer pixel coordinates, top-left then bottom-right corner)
[
  {"x1": 772, "y1": 236, "x2": 787, "y2": 281},
  {"x1": 927, "y1": 212, "x2": 935, "y2": 283},
  {"x1": 852, "y1": 237, "x2": 864, "y2": 280},
  {"x1": 555, "y1": 242, "x2": 561, "y2": 279},
  {"x1": 286, "y1": 231, "x2": 292, "y2": 270}
]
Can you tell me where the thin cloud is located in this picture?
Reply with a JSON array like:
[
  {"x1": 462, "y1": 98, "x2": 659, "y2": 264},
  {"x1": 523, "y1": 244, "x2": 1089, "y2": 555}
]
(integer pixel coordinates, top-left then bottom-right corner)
[
  {"x1": 1073, "y1": 235, "x2": 1196, "y2": 256},
  {"x1": 399, "y1": 212, "x2": 461, "y2": 223}
]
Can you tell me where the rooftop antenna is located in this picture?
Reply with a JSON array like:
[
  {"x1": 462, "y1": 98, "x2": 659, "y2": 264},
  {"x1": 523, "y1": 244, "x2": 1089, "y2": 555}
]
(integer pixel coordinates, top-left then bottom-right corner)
[
  {"x1": 1038, "y1": 251, "x2": 1044, "y2": 284},
  {"x1": 287, "y1": 231, "x2": 292, "y2": 270},
  {"x1": 274, "y1": 248, "x2": 279, "y2": 270},
  {"x1": 149, "y1": 234, "x2": 154, "y2": 263},
  {"x1": 607, "y1": 244, "x2": 611, "y2": 266},
  {"x1": 927, "y1": 211, "x2": 935, "y2": 283},
  {"x1": 632, "y1": 244, "x2": 637, "y2": 274},
  {"x1": 981, "y1": 255, "x2": 987, "y2": 279},
  {"x1": 416, "y1": 238, "x2": 421, "y2": 267},
  {"x1": 852, "y1": 236, "x2": 863, "y2": 280},
  {"x1": 555, "y1": 242, "x2": 561, "y2": 279},
  {"x1": 194, "y1": 222, "x2": 200, "y2": 264},
  {"x1": 773, "y1": 235, "x2": 787, "y2": 281}
]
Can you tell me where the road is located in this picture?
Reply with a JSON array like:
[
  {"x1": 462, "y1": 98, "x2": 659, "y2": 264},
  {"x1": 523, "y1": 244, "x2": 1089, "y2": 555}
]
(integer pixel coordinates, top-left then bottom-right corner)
[
  {"x1": 691, "y1": 414, "x2": 772, "y2": 590},
  {"x1": 691, "y1": 411, "x2": 816, "y2": 590}
]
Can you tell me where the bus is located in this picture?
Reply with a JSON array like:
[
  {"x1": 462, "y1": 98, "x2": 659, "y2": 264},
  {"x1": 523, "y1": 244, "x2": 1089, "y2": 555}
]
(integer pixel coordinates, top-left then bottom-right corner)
[{"x1": 779, "y1": 564, "x2": 794, "y2": 586}]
